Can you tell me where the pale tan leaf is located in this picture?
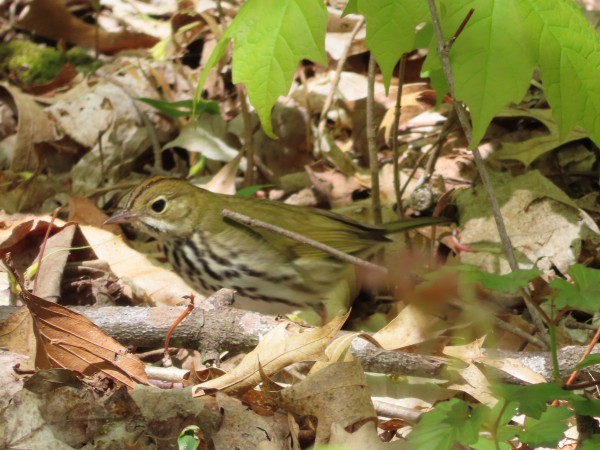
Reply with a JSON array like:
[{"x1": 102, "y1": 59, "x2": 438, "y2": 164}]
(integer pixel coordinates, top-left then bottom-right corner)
[
  {"x1": 443, "y1": 337, "x2": 487, "y2": 363},
  {"x1": 193, "y1": 313, "x2": 349, "y2": 396},
  {"x1": 447, "y1": 363, "x2": 498, "y2": 407},
  {"x1": 374, "y1": 304, "x2": 445, "y2": 350},
  {"x1": 480, "y1": 357, "x2": 546, "y2": 385},
  {"x1": 33, "y1": 225, "x2": 76, "y2": 301},
  {"x1": 456, "y1": 170, "x2": 600, "y2": 275},
  {"x1": 79, "y1": 224, "x2": 202, "y2": 306},
  {"x1": 201, "y1": 151, "x2": 243, "y2": 195}
]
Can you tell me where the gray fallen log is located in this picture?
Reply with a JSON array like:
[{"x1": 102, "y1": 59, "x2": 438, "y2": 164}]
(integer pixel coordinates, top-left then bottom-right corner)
[{"x1": 0, "y1": 289, "x2": 597, "y2": 383}]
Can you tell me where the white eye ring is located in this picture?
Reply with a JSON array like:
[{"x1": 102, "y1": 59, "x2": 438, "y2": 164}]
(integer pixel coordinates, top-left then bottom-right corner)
[{"x1": 150, "y1": 196, "x2": 168, "y2": 214}]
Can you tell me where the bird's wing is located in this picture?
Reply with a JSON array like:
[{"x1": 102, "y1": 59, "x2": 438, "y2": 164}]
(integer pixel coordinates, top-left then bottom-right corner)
[{"x1": 221, "y1": 199, "x2": 388, "y2": 258}]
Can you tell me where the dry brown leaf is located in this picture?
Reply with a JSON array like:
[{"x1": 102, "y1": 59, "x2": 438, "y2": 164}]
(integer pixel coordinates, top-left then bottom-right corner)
[
  {"x1": 379, "y1": 84, "x2": 436, "y2": 142},
  {"x1": 0, "y1": 214, "x2": 65, "y2": 275},
  {"x1": 68, "y1": 195, "x2": 121, "y2": 234},
  {"x1": 16, "y1": 0, "x2": 158, "y2": 53},
  {"x1": 0, "y1": 84, "x2": 55, "y2": 172},
  {"x1": 0, "y1": 216, "x2": 121, "y2": 305},
  {"x1": 0, "y1": 307, "x2": 36, "y2": 370},
  {"x1": 26, "y1": 63, "x2": 79, "y2": 95},
  {"x1": 18, "y1": 284, "x2": 149, "y2": 389},
  {"x1": 213, "y1": 392, "x2": 289, "y2": 449},
  {"x1": 311, "y1": 332, "x2": 382, "y2": 376},
  {"x1": 443, "y1": 337, "x2": 487, "y2": 363},
  {"x1": 276, "y1": 360, "x2": 376, "y2": 444},
  {"x1": 443, "y1": 338, "x2": 498, "y2": 406},
  {"x1": 193, "y1": 313, "x2": 349, "y2": 396}
]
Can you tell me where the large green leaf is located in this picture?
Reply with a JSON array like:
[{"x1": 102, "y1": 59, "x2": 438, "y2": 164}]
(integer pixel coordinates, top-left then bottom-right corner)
[
  {"x1": 550, "y1": 264, "x2": 600, "y2": 312},
  {"x1": 407, "y1": 398, "x2": 484, "y2": 449},
  {"x1": 225, "y1": 0, "x2": 327, "y2": 137},
  {"x1": 428, "y1": 0, "x2": 536, "y2": 146},
  {"x1": 427, "y1": 0, "x2": 600, "y2": 147},
  {"x1": 358, "y1": 0, "x2": 428, "y2": 90}
]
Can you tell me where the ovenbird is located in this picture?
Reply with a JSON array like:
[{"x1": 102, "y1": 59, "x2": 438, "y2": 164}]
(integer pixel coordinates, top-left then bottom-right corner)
[{"x1": 105, "y1": 177, "x2": 448, "y2": 314}]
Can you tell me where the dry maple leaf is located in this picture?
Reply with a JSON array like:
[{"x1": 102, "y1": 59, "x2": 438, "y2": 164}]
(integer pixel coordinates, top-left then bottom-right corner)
[{"x1": 12, "y1": 272, "x2": 149, "y2": 389}]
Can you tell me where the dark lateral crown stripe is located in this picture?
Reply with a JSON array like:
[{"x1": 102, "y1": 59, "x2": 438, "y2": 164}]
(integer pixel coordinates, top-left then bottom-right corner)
[{"x1": 126, "y1": 177, "x2": 173, "y2": 208}]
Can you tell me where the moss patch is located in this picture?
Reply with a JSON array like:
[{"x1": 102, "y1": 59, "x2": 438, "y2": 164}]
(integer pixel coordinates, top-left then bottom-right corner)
[{"x1": 0, "y1": 40, "x2": 101, "y2": 86}]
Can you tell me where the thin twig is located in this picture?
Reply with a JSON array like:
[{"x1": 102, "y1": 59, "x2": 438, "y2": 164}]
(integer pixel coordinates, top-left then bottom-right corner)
[
  {"x1": 297, "y1": 67, "x2": 314, "y2": 154},
  {"x1": 221, "y1": 209, "x2": 388, "y2": 274},
  {"x1": 392, "y1": 54, "x2": 407, "y2": 219},
  {"x1": 423, "y1": 110, "x2": 457, "y2": 182},
  {"x1": 492, "y1": 315, "x2": 547, "y2": 349},
  {"x1": 396, "y1": 147, "x2": 433, "y2": 218},
  {"x1": 372, "y1": 399, "x2": 422, "y2": 423},
  {"x1": 164, "y1": 295, "x2": 195, "y2": 362},
  {"x1": 316, "y1": 18, "x2": 365, "y2": 155},
  {"x1": 32, "y1": 207, "x2": 61, "y2": 296},
  {"x1": 366, "y1": 54, "x2": 383, "y2": 225},
  {"x1": 426, "y1": 1, "x2": 549, "y2": 348},
  {"x1": 397, "y1": 113, "x2": 456, "y2": 212},
  {"x1": 563, "y1": 323, "x2": 600, "y2": 388}
]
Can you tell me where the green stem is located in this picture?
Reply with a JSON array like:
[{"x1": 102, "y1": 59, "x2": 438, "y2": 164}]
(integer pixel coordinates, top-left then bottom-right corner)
[{"x1": 490, "y1": 399, "x2": 508, "y2": 450}]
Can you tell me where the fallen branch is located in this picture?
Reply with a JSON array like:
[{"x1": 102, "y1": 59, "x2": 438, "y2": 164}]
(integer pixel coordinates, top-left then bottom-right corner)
[{"x1": 1, "y1": 289, "x2": 597, "y2": 383}]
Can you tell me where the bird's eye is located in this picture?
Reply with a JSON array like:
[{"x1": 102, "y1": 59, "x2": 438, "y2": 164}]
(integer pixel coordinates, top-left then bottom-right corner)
[{"x1": 151, "y1": 198, "x2": 167, "y2": 213}]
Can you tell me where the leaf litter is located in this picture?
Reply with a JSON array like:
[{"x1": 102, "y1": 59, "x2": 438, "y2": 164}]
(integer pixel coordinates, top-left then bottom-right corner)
[{"x1": 1, "y1": 0, "x2": 600, "y2": 448}]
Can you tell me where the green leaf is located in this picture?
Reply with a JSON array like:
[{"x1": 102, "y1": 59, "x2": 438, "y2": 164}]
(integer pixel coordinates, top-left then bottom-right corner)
[
  {"x1": 236, "y1": 184, "x2": 274, "y2": 198},
  {"x1": 427, "y1": 0, "x2": 600, "y2": 148},
  {"x1": 494, "y1": 383, "x2": 563, "y2": 419},
  {"x1": 550, "y1": 265, "x2": 600, "y2": 312},
  {"x1": 193, "y1": 34, "x2": 231, "y2": 112},
  {"x1": 471, "y1": 437, "x2": 512, "y2": 450},
  {"x1": 532, "y1": 0, "x2": 600, "y2": 145},
  {"x1": 137, "y1": 98, "x2": 219, "y2": 118},
  {"x1": 493, "y1": 108, "x2": 588, "y2": 166},
  {"x1": 580, "y1": 435, "x2": 600, "y2": 450},
  {"x1": 407, "y1": 399, "x2": 484, "y2": 449},
  {"x1": 575, "y1": 354, "x2": 600, "y2": 371},
  {"x1": 342, "y1": 0, "x2": 358, "y2": 16},
  {"x1": 464, "y1": 266, "x2": 539, "y2": 293},
  {"x1": 567, "y1": 395, "x2": 600, "y2": 417},
  {"x1": 177, "y1": 425, "x2": 201, "y2": 450},
  {"x1": 225, "y1": 0, "x2": 327, "y2": 138},
  {"x1": 357, "y1": 0, "x2": 428, "y2": 90},
  {"x1": 517, "y1": 406, "x2": 571, "y2": 447},
  {"x1": 423, "y1": 265, "x2": 539, "y2": 293},
  {"x1": 494, "y1": 383, "x2": 600, "y2": 419},
  {"x1": 428, "y1": 0, "x2": 536, "y2": 147},
  {"x1": 163, "y1": 117, "x2": 239, "y2": 162}
]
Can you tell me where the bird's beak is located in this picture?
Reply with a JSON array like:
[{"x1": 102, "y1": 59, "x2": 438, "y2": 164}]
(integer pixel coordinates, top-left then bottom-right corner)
[{"x1": 104, "y1": 210, "x2": 140, "y2": 225}]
